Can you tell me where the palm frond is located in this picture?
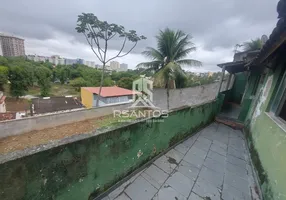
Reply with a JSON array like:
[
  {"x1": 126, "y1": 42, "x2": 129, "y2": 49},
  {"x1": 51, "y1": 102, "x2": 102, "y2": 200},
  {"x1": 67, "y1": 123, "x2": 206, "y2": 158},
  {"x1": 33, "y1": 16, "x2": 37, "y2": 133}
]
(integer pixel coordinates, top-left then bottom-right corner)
[
  {"x1": 176, "y1": 59, "x2": 202, "y2": 67},
  {"x1": 136, "y1": 61, "x2": 162, "y2": 71},
  {"x1": 175, "y1": 47, "x2": 197, "y2": 60},
  {"x1": 141, "y1": 47, "x2": 164, "y2": 61},
  {"x1": 140, "y1": 28, "x2": 201, "y2": 75},
  {"x1": 243, "y1": 38, "x2": 263, "y2": 51}
]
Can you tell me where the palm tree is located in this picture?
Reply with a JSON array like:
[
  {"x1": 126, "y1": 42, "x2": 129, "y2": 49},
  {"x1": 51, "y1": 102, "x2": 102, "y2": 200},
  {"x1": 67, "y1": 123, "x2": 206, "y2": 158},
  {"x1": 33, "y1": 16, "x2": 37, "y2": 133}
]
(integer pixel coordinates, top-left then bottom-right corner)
[
  {"x1": 137, "y1": 28, "x2": 201, "y2": 110},
  {"x1": 243, "y1": 38, "x2": 263, "y2": 51}
]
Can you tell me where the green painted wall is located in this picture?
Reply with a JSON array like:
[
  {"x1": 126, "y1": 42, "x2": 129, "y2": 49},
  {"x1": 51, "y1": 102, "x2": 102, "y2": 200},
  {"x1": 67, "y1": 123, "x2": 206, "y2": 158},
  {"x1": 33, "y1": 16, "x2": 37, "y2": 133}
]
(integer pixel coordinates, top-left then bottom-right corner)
[
  {"x1": 0, "y1": 100, "x2": 221, "y2": 200},
  {"x1": 238, "y1": 98, "x2": 252, "y2": 122},
  {"x1": 244, "y1": 66, "x2": 286, "y2": 200},
  {"x1": 230, "y1": 72, "x2": 247, "y2": 104},
  {"x1": 239, "y1": 71, "x2": 262, "y2": 122}
]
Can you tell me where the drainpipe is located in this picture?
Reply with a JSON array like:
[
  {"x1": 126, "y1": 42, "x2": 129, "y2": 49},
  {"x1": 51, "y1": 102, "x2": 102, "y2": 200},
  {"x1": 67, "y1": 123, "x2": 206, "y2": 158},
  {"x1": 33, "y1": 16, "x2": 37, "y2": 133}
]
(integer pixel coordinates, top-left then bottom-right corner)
[{"x1": 217, "y1": 66, "x2": 226, "y2": 97}]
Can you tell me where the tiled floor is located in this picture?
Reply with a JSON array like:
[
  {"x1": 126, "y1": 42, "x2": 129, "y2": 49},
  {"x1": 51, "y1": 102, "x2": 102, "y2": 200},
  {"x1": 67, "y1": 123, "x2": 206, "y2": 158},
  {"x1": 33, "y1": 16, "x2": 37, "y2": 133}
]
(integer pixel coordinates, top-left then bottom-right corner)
[{"x1": 102, "y1": 123, "x2": 260, "y2": 200}]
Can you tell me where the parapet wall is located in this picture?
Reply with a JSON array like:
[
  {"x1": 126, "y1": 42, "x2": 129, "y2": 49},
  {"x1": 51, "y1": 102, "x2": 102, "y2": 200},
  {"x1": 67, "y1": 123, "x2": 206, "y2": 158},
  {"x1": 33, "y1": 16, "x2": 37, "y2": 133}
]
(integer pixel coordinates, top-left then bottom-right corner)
[
  {"x1": 0, "y1": 102, "x2": 130, "y2": 138},
  {"x1": 0, "y1": 99, "x2": 222, "y2": 200}
]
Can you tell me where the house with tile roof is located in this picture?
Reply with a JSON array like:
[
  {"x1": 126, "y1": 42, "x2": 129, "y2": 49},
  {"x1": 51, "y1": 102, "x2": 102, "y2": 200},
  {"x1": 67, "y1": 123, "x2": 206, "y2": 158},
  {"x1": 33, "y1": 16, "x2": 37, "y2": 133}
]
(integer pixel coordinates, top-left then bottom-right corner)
[{"x1": 81, "y1": 86, "x2": 136, "y2": 108}]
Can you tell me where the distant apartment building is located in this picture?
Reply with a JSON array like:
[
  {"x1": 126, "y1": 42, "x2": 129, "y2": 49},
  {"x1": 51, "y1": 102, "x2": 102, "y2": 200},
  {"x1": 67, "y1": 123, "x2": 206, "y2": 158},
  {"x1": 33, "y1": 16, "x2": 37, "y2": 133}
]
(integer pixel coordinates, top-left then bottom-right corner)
[
  {"x1": 58, "y1": 58, "x2": 65, "y2": 65},
  {"x1": 77, "y1": 58, "x2": 84, "y2": 65},
  {"x1": 110, "y1": 61, "x2": 120, "y2": 71},
  {"x1": 0, "y1": 33, "x2": 25, "y2": 57},
  {"x1": 95, "y1": 64, "x2": 102, "y2": 69},
  {"x1": 65, "y1": 58, "x2": 77, "y2": 65},
  {"x1": 49, "y1": 55, "x2": 61, "y2": 65},
  {"x1": 84, "y1": 60, "x2": 95, "y2": 68},
  {"x1": 27, "y1": 55, "x2": 47, "y2": 62},
  {"x1": 26, "y1": 54, "x2": 95, "y2": 67},
  {"x1": 119, "y1": 63, "x2": 128, "y2": 72}
]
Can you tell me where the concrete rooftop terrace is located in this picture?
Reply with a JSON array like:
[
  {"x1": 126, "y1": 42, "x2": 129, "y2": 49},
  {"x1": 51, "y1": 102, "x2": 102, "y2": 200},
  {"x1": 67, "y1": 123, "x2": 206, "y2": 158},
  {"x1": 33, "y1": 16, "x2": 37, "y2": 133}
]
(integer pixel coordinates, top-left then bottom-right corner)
[{"x1": 100, "y1": 123, "x2": 260, "y2": 200}]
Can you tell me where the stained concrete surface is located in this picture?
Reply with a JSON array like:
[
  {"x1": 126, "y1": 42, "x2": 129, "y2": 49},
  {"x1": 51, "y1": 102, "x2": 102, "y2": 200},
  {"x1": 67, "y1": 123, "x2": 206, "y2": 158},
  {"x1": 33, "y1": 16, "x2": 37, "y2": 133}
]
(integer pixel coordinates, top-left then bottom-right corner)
[
  {"x1": 153, "y1": 82, "x2": 228, "y2": 110},
  {"x1": 102, "y1": 123, "x2": 260, "y2": 200}
]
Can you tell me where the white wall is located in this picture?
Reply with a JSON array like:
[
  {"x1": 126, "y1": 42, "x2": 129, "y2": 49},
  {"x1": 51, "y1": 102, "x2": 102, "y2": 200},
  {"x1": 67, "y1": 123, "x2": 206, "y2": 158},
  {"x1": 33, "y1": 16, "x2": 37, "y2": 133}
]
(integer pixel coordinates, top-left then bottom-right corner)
[{"x1": 0, "y1": 102, "x2": 6, "y2": 112}]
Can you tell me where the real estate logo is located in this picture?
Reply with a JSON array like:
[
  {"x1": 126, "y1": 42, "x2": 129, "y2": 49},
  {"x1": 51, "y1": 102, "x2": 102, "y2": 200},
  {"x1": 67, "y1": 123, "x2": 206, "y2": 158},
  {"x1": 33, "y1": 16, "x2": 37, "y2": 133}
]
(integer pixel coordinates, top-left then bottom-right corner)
[
  {"x1": 129, "y1": 76, "x2": 158, "y2": 109},
  {"x1": 113, "y1": 75, "x2": 168, "y2": 122}
]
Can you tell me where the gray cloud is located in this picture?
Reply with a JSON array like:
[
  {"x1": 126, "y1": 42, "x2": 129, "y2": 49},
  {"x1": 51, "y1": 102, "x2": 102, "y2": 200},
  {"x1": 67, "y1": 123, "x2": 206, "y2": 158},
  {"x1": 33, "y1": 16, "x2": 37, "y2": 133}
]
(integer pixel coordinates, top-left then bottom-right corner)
[{"x1": 0, "y1": 0, "x2": 279, "y2": 71}]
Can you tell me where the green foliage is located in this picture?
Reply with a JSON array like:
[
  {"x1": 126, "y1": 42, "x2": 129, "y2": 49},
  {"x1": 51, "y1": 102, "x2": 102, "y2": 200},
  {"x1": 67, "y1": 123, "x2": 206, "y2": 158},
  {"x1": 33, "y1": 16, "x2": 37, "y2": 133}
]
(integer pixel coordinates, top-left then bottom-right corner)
[
  {"x1": 244, "y1": 38, "x2": 263, "y2": 51},
  {"x1": 185, "y1": 72, "x2": 222, "y2": 87},
  {"x1": 70, "y1": 77, "x2": 89, "y2": 91},
  {"x1": 0, "y1": 66, "x2": 9, "y2": 91},
  {"x1": 117, "y1": 77, "x2": 134, "y2": 89},
  {"x1": 35, "y1": 67, "x2": 52, "y2": 97},
  {"x1": 138, "y1": 28, "x2": 201, "y2": 89},
  {"x1": 8, "y1": 66, "x2": 30, "y2": 98},
  {"x1": 138, "y1": 28, "x2": 201, "y2": 71},
  {"x1": 0, "y1": 56, "x2": 8, "y2": 66},
  {"x1": 103, "y1": 77, "x2": 114, "y2": 86}
]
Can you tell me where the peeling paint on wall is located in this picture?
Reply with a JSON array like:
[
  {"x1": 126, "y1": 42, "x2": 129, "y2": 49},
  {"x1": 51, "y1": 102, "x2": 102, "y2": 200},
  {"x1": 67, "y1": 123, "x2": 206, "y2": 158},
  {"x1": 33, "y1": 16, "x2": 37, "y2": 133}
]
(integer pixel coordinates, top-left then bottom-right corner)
[{"x1": 252, "y1": 75, "x2": 273, "y2": 124}]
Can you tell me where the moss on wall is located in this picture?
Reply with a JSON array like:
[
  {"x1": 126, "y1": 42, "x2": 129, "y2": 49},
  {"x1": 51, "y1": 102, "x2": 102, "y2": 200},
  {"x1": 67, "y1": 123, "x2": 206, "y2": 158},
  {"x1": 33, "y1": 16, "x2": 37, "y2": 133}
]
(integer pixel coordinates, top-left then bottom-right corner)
[
  {"x1": 244, "y1": 67, "x2": 286, "y2": 200},
  {"x1": 0, "y1": 100, "x2": 220, "y2": 200}
]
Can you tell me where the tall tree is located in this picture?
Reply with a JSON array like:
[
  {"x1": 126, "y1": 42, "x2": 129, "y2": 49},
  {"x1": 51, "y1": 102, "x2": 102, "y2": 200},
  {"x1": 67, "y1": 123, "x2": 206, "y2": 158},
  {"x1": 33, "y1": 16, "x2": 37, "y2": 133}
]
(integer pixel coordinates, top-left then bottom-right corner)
[
  {"x1": 243, "y1": 38, "x2": 263, "y2": 51},
  {"x1": 8, "y1": 66, "x2": 30, "y2": 99},
  {"x1": 76, "y1": 13, "x2": 146, "y2": 107},
  {"x1": 0, "y1": 66, "x2": 9, "y2": 91},
  {"x1": 70, "y1": 77, "x2": 89, "y2": 92},
  {"x1": 35, "y1": 67, "x2": 52, "y2": 97},
  {"x1": 137, "y1": 28, "x2": 201, "y2": 109}
]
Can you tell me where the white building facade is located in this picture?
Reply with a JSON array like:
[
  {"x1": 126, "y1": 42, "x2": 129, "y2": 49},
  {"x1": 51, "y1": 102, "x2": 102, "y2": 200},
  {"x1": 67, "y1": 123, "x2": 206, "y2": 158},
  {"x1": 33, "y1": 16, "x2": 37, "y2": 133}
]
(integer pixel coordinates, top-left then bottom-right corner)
[
  {"x1": 119, "y1": 63, "x2": 128, "y2": 71},
  {"x1": 110, "y1": 61, "x2": 120, "y2": 71}
]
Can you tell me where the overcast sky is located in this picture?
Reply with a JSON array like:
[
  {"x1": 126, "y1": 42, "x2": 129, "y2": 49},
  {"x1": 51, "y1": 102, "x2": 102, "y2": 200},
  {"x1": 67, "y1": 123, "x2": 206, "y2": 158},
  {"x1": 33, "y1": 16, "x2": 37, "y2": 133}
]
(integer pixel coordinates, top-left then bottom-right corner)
[{"x1": 0, "y1": 0, "x2": 279, "y2": 72}]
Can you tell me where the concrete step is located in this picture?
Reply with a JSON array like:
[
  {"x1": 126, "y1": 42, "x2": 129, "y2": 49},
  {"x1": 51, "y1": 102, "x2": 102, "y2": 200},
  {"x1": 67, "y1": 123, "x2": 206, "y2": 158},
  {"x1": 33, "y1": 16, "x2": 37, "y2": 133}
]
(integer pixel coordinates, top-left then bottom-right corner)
[{"x1": 215, "y1": 116, "x2": 244, "y2": 130}]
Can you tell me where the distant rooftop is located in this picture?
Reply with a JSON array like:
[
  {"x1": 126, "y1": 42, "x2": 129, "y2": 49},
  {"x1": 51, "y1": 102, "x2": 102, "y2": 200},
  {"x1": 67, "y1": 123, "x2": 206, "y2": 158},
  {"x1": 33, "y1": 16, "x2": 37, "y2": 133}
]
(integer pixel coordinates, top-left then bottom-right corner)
[
  {"x1": 31, "y1": 96, "x2": 83, "y2": 114},
  {"x1": 83, "y1": 86, "x2": 137, "y2": 97}
]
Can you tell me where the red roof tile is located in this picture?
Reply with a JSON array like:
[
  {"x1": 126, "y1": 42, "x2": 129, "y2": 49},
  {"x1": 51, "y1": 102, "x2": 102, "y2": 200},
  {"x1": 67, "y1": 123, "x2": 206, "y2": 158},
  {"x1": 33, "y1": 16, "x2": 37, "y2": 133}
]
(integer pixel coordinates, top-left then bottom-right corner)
[
  {"x1": 0, "y1": 112, "x2": 16, "y2": 121},
  {"x1": 83, "y1": 86, "x2": 138, "y2": 97}
]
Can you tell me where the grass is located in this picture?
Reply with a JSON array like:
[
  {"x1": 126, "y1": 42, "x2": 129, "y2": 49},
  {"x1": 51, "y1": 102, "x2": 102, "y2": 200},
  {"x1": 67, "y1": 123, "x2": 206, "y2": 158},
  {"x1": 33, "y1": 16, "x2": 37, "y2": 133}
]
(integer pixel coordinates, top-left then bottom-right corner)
[{"x1": 3, "y1": 83, "x2": 80, "y2": 97}]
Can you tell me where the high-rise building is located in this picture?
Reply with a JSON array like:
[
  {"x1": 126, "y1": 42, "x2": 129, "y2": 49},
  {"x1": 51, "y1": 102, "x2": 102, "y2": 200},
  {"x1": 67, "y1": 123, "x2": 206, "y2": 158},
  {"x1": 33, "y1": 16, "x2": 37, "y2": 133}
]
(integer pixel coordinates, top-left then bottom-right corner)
[
  {"x1": 65, "y1": 58, "x2": 77, "y2": 65},
  {"x1": 119, "y1": 63, "x2": 128, "y2": 72},
  {"x1": 0, "y1": 33, "x2": 25, "y2": 57},
  {"x1": 77, "y1": 58, "x2": 85, "y2": 65},
  {"x1": 95, "y1": 64, "x2": 102, "y2": 69},
  {"x1": 110, "y1": 61, "x2": 120, "y2": 71},
  {"x1": 49, "y1": 55, "x2": 61, "y2": 65},
  {"x1": 58, "y1": 58, "x2": 65, "y2": 65}
]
